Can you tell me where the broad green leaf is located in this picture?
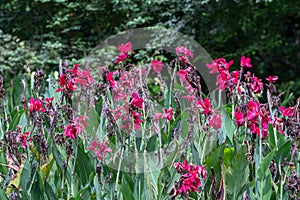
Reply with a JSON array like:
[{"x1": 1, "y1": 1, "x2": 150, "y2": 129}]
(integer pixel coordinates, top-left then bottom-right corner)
[
  {"x1": 41, "y1": 154, "x2": 54, "y2": 179},
  {"x1": 146, "y1": 134, "x2": 158, "y2": 152},
  {"x1": 44, "y1": 181, "x2": 57, "y2": 200},
  {"x1": 221, "y1": 110, "x2": 235, "y2": 145},
  {"x1": 52, "y1": 146, "x2": 65, "y2": 170},
  {"x1": 224, "y1": 145, "x2": 249, "y2": 199},
  {"x1": 19, "y1": 160, "x2": 31, "y2": 195},
  {"x1": 223, "y1": 147, "x2": 234, "y2": 167},
  {"x1": 0, "y1": 190, "x2": 8, "y2": 200},
  {"x1": 258, "y1": 149, "x2": 275, "y2": 179},
  {"x1": 75, "y1": 145, "x2": 93, "y2": 186}
]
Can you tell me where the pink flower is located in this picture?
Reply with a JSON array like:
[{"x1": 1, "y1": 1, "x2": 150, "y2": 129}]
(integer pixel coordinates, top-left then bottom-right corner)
[
  {"x1": 17, "y1": 132, "x2": 29, "y2": 148},
  {"x1": 175, "y1": 46, "x2": 194, "y2": 59},
  {"x1": 87, "y1": 140, "x2": 112, "y2": 161},
  {"x1": 74, "y1": 70, "x2": 94, "y2": 89},
  {"x1": 240, "y1": 56, "x2": 252, "y2": 68},
  {"x1": 250, "y1": 76, "x2": 263, "y2": 94},
  {"x1": 151, "y1": 60, "x2": 163, "y2": 73},
  {"x1": 163, "y1": 108, "x2": 173, "y2": 121},
  {"x1": 182, "y1": 95, "x2": 196, "y2": 102},
  {"x1": 197, "y1": 98, "x2": 212, "y2": 115},
  {"x1": 107, "y1": 72, "x2": 116, "y2": 88},
  {"x1": 206, "y1": 58, "x2": 234, "y2": 74},
  {"x1": 130, "y1": 92, "x2": 144, "y2": 109},
  {"x1": 247, "y1": 101, "x2": 260, "y2": 120},
  {"x1": 29, "y1": 97, "x2": 46, "y2": 112},
  {"x1": 114, "y1": 53, "x2": 129, "y2": 64},
  {"x1": 117, "y1": 42, "x2": 132, "y2": 54},
  {"x1": 177, "y1": 70, "x2": 187, "y2": 82},
  {"x1": 132, "y1": 110, "x2": 143, "y2": 130},
  {"x1": 279, "y1": 106, "x2": 294, "y2": 117},
  {"x1": 68, "y1": 64, "x2": 81, "y2": 76},
  {"x1": 172, "y1": 160, "x2": 207, "y2": 198},
  {"x1": 266, "y1": 75, "x2": 278, "y2": 83},
  {"x1": 64, "y1": 123, "x2": 82, "y2": 139},
  {"x1": 208, "y1": 113, "x2": 222, "y2": 130},
  {"x1": 234, "y1": 111, "x2": 245, "y2": 126},
  {"x1": 56, "y1": 74, "x2": 76, "y2": 92}
]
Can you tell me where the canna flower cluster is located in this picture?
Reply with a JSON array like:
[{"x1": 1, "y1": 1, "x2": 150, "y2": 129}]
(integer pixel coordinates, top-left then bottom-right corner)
[
  {"x1": 171, "y1": 160, "x2": 207, "y2": 198},
  {"x1": 235, "y1": 101, "x2": 271, "y2": 137},
  {"x1": 87, "y1": 140, "x2": 112, "y2": 161}
]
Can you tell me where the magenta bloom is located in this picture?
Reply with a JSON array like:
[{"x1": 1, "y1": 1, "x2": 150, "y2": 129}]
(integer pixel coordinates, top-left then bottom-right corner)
[
  {"x1": 208, "y1": 113, "x2": 222, "y2": 130},
  {"x1": 250, "y1": 75, "x2": 263, "y2": 94},
  {"x1": 171, "y1": 160, "x2": 207, "y2": 198},
  {"x1": 17, "y1": 132, "x2": 29, "y2": 148},
  {"x1": 177, "y1": 70, "x2": 187, "y2": 82},
  {"x1": 64, "y1": 123, "x2": 82, "y2": 139},
  {"x1": 151, "y1": 60, "x2": 163, "y2": 73},
  {"x1": 234, "y1": 111, "x2": 245, "y2": 126},
  {"x1": 87, "y1": 140, "x2": 112, "y2": 161},
  {"x1": 74, "y1": 69, "x2": 94, "y2": 90},
  {"x1": 114, "y1": 53, "x2": 129, "y2": 64},
  {"x1": 247, "y1": 101, "x2": 260, "y2": 120},
  {"x1": 266, "y1": 75, "x2": 278, "y2": 83},
  {"x1": 197, "y1": 98, "x2": 212, "y2": 115},
  {"x1": 29, "y1": 97, "x2": 45, "y2": 112},
  {"x1": 117, "y1": 42, "x2": 132, "y2": 54},
  {"x1": 240, "y1": 56, "x2": 252, "y2": 68},
  {"x1": 107, "y1": 72, "x2": 116, "y2": 88},
  {"x1": 163, "y1": 108, "x2": 173, "y2": 121},
  {"x1": 56, "y1": 74, "x2": 76, "y2": 93},
  {"x1": 130, "y1": 92, "x2": 144, "y2": 109},
  {"x1": 175, "y1": 46, "x2": 194, "y2": 59},
  {"x1": 132, "y1": 110, "x2": 143, "y2": 130},
  {"x1": 68, "y1": 64, "x2": 81, "y2": 76},
  {"x1": 279, "y1": 106, "x2": 294, "y2": 117}
]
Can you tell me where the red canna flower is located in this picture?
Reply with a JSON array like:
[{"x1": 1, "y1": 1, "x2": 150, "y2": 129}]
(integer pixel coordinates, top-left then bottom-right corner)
[
  {"x1": 208, "y1": 113, "x2": 222, "y2": 130},
  {"x1": 64, "y1": 124, "x2": 81, "y2": 139},
  {"x1": 197, "y1": 98, "x2": 212, "y2": 115},
  {"x1": 172, "y1": 160, "x2": 207, "y2": 198},
  {"x1": 17, "y1": 132, "x2": 30, "y2": 148},
  {"x1": 68, "y1": 64, "x2": 81, "y2": 76},
  {"x1": 266, "y1": 75, "x2": 278, "y2": 83},
  {"x1": 114, "y1": 53, "x2": 129, "y2": 64},
  {"x1": 240, "y1": 56, "x2": 252, "y2": 68},
  {"x1": 74, "y1": 69, "x2": 94, "y2": 90},
  {"x1": 176, "y1": 46, "x2": 194, "y2": 59},
  {"x1": 250, "y1": 75, "x2": 263, "y2": 94},
  {"x1": 130, "y1": 92, "x2": 144, "y2": 109},
  {"x1": 234, "y1": 111, "x2": 245, "y2": 126},
  {"x1": 177, "y1": 70, "x2": 187, "y2": 82},
  {"x1": 29, "y1": 97, "x2": 46, "y2": 112},
  {"x1": 163, "y1": 107, "x2": 173, "y2": 121},
  {"x1": 56, "y1": 74, "x2": 76, "y2": 92},
  {"x1": 131, "y1": 110, "x2": 143, "y2": 130},
  {"x1": 279, "y1": 106, "x2": 294, "y2": 117},
  {"x1": 151, "y1": 60, "x2": 163, "y2": 73},
  {"x1": 247, "y1": 101, "x2": 260, "y2": 120},
  {"x1": 87, "y1": 140, "x2": 112, "y2": 161},
  {"x1": 107, "y1": 72, "x2": 116, "y2": 88},
  {"x1": 117, "y1": 42, "x2": 132, "y2": 54}
]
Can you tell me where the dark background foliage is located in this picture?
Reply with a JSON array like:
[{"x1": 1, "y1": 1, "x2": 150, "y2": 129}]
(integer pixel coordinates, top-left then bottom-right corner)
[{"x1": 0, "y1": 0, "x2": 299, "y2": 93}]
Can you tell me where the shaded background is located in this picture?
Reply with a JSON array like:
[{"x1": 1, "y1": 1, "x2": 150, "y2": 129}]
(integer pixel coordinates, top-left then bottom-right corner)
[{"x1": 0, "y1": 0, "x2": 299, "y2": 95}]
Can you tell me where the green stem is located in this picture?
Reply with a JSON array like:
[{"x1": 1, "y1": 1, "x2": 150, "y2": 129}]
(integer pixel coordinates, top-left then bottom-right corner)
[
  {"x1": 115, "y1": 147, "x2": 124, "y2": 192},
  {"x1": 71, "y1": 139, "x2": 78, "y2": 196}
]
